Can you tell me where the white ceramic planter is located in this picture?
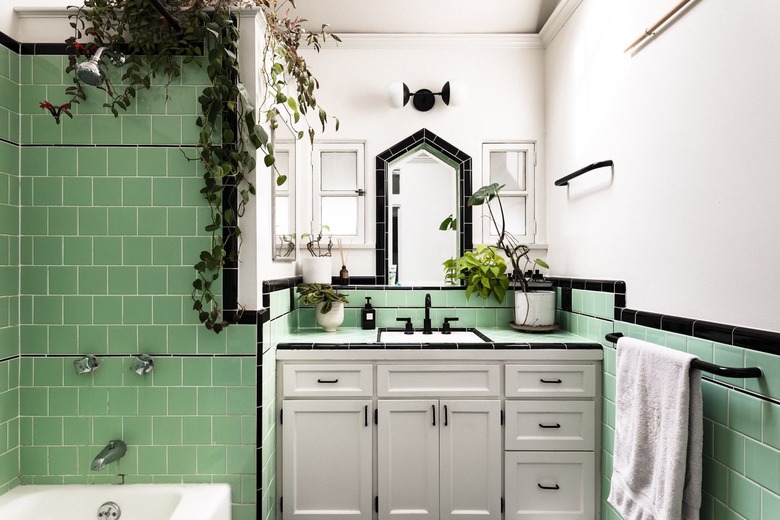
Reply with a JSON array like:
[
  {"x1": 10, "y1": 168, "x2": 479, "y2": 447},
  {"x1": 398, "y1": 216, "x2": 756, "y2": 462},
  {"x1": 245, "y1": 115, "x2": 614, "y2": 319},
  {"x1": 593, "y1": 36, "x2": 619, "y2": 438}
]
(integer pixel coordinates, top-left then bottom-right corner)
[
  {"x1": 315, "y1": 302, "x2": 344, "y2": 332},
  {"x1": 301, "y1": 256, "x2": 332, "y2": 284},
  {"x1": 514, "y1": 290, "x2": 556, "y2": 328}
]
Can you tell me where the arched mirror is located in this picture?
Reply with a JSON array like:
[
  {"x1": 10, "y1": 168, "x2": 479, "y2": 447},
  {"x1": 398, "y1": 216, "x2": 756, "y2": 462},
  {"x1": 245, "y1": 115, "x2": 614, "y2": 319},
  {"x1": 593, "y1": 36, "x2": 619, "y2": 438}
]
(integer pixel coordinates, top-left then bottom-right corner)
[{"x1": 376, "y1": 129, "x2": 472, "y2": 285}]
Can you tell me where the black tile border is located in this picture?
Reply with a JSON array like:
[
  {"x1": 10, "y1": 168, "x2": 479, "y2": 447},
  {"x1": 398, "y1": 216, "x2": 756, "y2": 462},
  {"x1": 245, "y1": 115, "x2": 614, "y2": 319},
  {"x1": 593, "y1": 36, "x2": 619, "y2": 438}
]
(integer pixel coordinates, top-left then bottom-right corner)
[
  {"x1": 375, "y1": 128, "x2": 472, "y2": 285},
  {"x1": 0, "y1": 31, "x2": 18, "y2": 53}
]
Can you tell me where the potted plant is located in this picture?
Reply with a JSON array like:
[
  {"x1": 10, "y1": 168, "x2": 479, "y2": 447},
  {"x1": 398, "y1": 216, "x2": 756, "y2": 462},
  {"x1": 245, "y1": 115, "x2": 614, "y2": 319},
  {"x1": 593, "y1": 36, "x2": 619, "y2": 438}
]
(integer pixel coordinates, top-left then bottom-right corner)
[
  {"x1": 300, "y1": 225, "x2": 333, "y2": 283},
  {"x1": 297, "y1": 283, "x2": 349, "y2": 332},
  {"x1": 444, "y1": 183, "x2": 554, "y2": 330}
]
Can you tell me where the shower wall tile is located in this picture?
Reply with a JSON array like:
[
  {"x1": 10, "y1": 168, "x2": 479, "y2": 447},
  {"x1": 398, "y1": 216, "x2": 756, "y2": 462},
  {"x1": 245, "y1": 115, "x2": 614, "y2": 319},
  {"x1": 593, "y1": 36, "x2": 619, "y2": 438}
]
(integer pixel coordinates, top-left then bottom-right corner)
[{"x1": 6, "y1": 51, "x2": 259, "y2": 517}]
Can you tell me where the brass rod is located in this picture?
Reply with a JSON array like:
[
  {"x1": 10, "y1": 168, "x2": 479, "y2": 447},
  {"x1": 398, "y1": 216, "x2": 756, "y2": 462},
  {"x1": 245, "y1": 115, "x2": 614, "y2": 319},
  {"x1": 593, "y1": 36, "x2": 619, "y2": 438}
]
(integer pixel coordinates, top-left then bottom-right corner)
[{"x1": 625, "y1": 0, "x2": 694, "y2": 52}]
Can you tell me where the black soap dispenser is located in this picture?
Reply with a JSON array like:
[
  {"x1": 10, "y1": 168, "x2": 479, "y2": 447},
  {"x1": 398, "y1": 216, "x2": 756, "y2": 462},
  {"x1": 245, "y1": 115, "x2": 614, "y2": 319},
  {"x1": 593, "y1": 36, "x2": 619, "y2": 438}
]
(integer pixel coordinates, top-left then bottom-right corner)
[{"x1": 361, "y1": 297, "x2": 376, "y2": 330}]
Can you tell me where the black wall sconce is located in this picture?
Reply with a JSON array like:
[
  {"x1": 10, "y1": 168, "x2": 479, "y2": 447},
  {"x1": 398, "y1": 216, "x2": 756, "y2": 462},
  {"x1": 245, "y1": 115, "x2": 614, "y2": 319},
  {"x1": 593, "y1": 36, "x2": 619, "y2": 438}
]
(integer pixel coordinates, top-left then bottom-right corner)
[{"x1": 387, "y1": 81, "x2": 467, "y2": 111}]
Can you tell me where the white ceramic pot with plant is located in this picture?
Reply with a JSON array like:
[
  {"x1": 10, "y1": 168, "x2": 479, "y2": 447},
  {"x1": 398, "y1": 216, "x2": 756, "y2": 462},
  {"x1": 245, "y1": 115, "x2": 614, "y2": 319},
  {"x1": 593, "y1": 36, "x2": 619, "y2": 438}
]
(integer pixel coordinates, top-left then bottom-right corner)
[
  {"x1": 297, "y1": 283, "x2": 349, "y2": 332},
  {"x1": 444, "y1": 183, "x2": 555, "y2": 330},
  {"x1": 300, "y1": 226, "x2": 333, "y2": 283}
]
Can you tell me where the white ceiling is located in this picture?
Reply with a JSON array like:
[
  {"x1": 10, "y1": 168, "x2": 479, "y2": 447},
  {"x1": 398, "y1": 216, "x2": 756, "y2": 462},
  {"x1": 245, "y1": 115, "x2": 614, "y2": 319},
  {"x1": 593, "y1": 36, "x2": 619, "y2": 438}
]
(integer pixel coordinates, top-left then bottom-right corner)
[{"x1": 288, "y1": 0, "x2": 562, "y2": 34}]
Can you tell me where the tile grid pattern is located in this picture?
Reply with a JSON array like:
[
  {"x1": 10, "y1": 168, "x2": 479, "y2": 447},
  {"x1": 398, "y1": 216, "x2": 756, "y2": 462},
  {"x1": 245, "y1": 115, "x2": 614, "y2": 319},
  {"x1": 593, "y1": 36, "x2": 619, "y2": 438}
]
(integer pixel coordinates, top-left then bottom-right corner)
[
  {"x1": 0, "y1": 40, "x2": 20, "y2": 494},
  {"x1": 556, "y1": 287, "x2": 780, "y2": 520},
  {"x1": 5, "y1": 49, "x2": 260, "y2": 520}
]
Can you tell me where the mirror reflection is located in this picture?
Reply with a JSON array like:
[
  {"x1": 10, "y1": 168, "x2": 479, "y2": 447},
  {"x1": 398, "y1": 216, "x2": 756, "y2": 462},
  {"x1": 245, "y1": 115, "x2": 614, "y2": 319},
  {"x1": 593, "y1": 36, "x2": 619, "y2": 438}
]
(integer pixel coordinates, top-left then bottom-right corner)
[
  {"x1": 272, "y1": 126, "x2": 296, "y2": 261},
  {"x1": 387, "y1": 150, "x2": 458, "y2": 285}
]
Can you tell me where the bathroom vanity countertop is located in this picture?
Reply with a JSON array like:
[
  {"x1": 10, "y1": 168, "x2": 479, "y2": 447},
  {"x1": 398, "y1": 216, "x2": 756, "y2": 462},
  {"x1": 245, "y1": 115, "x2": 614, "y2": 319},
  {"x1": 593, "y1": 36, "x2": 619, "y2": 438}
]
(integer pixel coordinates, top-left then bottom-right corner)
[{"x1": 275, "y1": 327, "x2": 602, "y2": 351}]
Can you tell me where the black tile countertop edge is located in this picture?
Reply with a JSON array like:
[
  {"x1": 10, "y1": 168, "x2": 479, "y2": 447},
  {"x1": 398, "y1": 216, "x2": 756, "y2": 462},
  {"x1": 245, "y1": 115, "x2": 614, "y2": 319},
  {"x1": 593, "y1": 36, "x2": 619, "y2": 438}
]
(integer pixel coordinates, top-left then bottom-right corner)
[{"x1": 277, "y1": 342, "x2": 602, "y2": 350}]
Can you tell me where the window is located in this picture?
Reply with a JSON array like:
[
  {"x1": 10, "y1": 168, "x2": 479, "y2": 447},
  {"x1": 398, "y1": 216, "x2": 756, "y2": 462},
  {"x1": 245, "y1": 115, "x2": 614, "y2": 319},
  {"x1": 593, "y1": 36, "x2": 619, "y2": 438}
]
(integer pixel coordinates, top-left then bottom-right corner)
[
  {"x1": 311, "y1": 142, "x2": 366, "y2": 243},
  {"x1": 482, "y1": 142, "x2": 536, "y2": 243}
]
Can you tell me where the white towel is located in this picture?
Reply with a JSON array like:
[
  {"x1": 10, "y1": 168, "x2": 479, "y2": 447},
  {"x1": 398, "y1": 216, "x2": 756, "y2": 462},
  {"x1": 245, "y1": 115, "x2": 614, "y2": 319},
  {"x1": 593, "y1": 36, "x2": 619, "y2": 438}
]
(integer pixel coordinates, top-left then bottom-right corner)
[{"x1": 608, "y1": 337, "x2": 703, "y2": 520}]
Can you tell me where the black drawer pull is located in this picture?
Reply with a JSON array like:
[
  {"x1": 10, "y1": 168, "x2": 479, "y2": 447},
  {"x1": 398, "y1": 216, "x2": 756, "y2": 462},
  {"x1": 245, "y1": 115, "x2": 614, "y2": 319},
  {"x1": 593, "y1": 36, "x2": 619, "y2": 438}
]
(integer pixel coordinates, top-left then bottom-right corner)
[
  {"x1": 317, "y1": 378, "x2": 339, "y2": 384},
  {"x1": 539, "y1": 378, "x2": 563, "y2": 384},
  {"x1": 432, "y1": 405, "x2": 436, "y2": 426},
  {"x1": 539, "y1": 423, "x2": 562, "y2": 429},
  {"x1": 537, "y1": 483, "x2": 560, "y2": 490}
]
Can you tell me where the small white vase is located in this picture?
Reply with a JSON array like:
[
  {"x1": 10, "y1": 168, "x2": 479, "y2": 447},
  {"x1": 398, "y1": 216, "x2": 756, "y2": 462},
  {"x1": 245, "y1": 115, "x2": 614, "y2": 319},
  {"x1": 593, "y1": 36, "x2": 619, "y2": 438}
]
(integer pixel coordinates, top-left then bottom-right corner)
[
  {"x1": 301, "y1": 256, "x2": 332, "y2": 284},
  {"x1": 514, "y1": 290, "x2": 556, "y2": 328},
  {"x1": 315, "y1": 302, "x2": 344, "y2": 332}
]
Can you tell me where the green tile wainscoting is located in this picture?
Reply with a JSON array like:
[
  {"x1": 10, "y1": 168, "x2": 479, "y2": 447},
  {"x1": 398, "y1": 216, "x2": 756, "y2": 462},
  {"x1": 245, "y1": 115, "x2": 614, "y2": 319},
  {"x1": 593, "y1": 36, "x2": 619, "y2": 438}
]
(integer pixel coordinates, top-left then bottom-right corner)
[
  {"x1": 0, "y1": 41, "x2": 261, "y2": 520},
  {"x1": 556, "y1": 286, "x2": 780, "y2": 520},
  {"x1": 0, "y1": 39, "x2": 20, "y2": 495}
]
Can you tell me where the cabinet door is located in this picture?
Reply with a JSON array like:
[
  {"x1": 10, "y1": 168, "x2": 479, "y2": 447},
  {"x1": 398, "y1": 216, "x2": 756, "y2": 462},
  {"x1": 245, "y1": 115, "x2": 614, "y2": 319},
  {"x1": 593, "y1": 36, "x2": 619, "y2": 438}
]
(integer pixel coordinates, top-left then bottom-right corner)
[
  {"x1": 378, "y1": 400, "x2": 440, "y2": 520},
  {"x1": 440, "y1": 400, "x2": 502, "y2": 520},
  {"x1": 282, "y1": 400, "x2": 372, "y2": 520}
]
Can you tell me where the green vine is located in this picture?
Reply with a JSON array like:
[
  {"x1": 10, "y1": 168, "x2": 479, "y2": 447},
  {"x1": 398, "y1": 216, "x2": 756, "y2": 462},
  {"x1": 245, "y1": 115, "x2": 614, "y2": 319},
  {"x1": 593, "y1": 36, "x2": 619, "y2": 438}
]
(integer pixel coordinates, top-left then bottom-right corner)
[{"x1": 48, "y1": 0, "x2": 337, "y2": 332}]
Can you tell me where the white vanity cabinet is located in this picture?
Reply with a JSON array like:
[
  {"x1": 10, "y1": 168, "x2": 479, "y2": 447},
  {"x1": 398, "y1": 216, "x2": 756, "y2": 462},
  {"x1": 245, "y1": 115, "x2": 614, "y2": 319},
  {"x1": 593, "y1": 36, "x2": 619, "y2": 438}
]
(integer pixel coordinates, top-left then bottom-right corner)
[{"x1": 277, "y1": 350, "x2": 601, "y2": 520}]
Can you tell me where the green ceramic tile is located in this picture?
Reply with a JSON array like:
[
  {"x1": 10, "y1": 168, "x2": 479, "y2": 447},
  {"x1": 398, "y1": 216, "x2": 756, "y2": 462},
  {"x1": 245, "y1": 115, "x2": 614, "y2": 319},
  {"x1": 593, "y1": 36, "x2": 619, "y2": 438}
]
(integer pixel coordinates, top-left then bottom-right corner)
[
  {"x1": 20, "y1": 206, "x2": 48, "y2": 235},
  {"x1": 32, "y1": 417, "x2": 63, "y2": 445},
  {"x1": 166, "y1": 266, "x2": 193, "y2": 295},
  {"x1": 32, "y1": 55, "x2": 63, "y2": 84},
  {"x1": 152, "y1": 178, "x2": 182, "y2": 206},
  {"x1": 167, "y1": 325, "x2": 196, "y2": 354},
  {"x1": 78, "y1": 147, "x2": 107, "y2": 177},
  {"x1": 20, "y1": 446, "x2": 48, "y2": 475},
  {"x1": 138, "y1": 207, "x2": 168, "y2": 236},
  {"x1": 152, "y1": 237, "x2": 181, "y2": 265},
  {"x1": 764, "y1": 401, "x2": 780, "y2": 451},
  {"x1": 764, "y1": 489, "x2": 780, "y2": 520},
  {"x1": 714, "y1": 423, "x2": 745, "y2": 473},
  {"x1": 152, "y1": 295, "x2": 181, "y2": 324},
  {"x1": 123, "y1": 416, "x2": 153, "y2": 445},
  {"x1": 135, "y1": 86, "x2": 167, "y2": 115},
  {"x1": 138, "y1": 148, "x2": 167, "y2": 176},
  {"x1": 48, "y1": 207, "x2": 78, "y2": 236},
  {"x1": 48, "y1": 148, "x2": 77, "y2": 176},
  {"x1": 93, "y1": 295, "x2": 122, "y2": 324},
  {"x1": 21, "y1": 266, "x2": 48, "y2": 294},
  {"x1": 123, "y1": 237, "x2": 152, "y2": 265},
  {"x1": 122, "y1": 296, "x2": 152, "y2": 324},
  {"x1": 107, "y1": 148, "x2": 137, "y2": 177},
  {"x1": 60, "y1": 115, "x2": 92, "y2": 145},
  {"x1": 213, "y1": 358, "x2": 241, "y2": 386},
  {"x1": 78, "y1": 207, "x2": 108, "y2": 236},
  {"x1": 168, "y1": 387, "x2": 197, "y2": 415},
  {"x1": 79, "y1": 387, "x2": 109, "y2": 416},
  {"x1": 182, "y1": 417, "x2": 211, "y2": 445},
  {"x1": 180, "y1": 116, "x2": 201, "y2": 145},
  {"x1": 745, "y1": 438, "x2": 780, "y2": 494},
  {"x1": 182, "y1": 357, "x2": 211, "y2": 386},
  {"x1": 729, "y1": 470, "x2": 761, "y2": 520},
  {"x1": 33, "y1": 236, "x2": 63, "y2": 265},
  {"x1": 34, "y1": 295, "x2": 62, "y2": 324},
  {"x1": 107, "y1": 325, "x2": 137, "y2": 353},
  {"x1": 197, "y1": 326, "x2": 226, "y2": 354},
  {"x1": 137, "y1": 445, "x2": 166, "y2": 474},
  {"x1": 213, "y1": 416, "x2": 242, "y2": 444},
  {"x1": 167, "y1": 207, "x2": 197, "y2": 235},
  {"x1": 32, "y1": 115, "x2": 62, "y2": 144},
  {"x1": 745, "y1": 350, "x2": 780, "y2": 401},
  {"x1": 137, "y1": 387, "x2": 168, "y2": 416},
  {"x1": 153, "y1": 416, "x2": 182, "y2": 445},
  {"x1": 108, "y1": 266, "x2": 137, "y2": 294},
  {"x1": 93, "y1": 177, "x2": 122, "y2": 206},
  {"x1": 168, "y1": 446, "x2": 197, "y2": 474},
  {"x1": 46, "y1": 325, "x2": 78, "y2": 354},
  {"x1": 198, "y1": 387, "x2": 226, "y2": 415},
  {"x1": 21, "y1": 147, "x2": 47, "y2": 176},
  {"x1": 48, "y1": 266, "x2": 77, "y2": 295},
  {"x1": 93, "y1": 237, "x2": 123, "y2": 265},
  {"x1": 227, "y1": 387, "x2": 254, "y2": 415},
  {"x1": 63, "y1": 295, "x2": 92, "y2": 325},
  {"x1": 62, "y1": 177, "x2": 92, "y2": 206},
  {"x1": 703, "y1": 456, "x2": 728, "y2": 499},
  {"x1": 63, "y1": 417, "x2": 92, "y2": 445},
  {"x1": 79, "y1": 266, "x2": 108, "y2": 294},
  {"x1": 122, "y1": 116, "x2": 152, "y2": 145},
  {"x1": 714, "y1": 343, "x2": 745, "y2": 387},
  {"x1": 92, "y1": 116, "x2": 123, "y2": 145},
  {"x1": 197, "y1": 445, "x2": 226, "y2": 474},
  {"x1": 77, "y1": 325, "x2": 108, "y2": 354},
  {"x1": 108, "y1": 207, "x2": 138, "y2": 235},
  {"x1": 33, "y1": 356, "x2": 63, "y2": 387},
  {"x1": 49, "y1": 446, "x2": 79, "y2": 475},
  {"x1": 729, "y1": 391, "x2": 762, "y2": 442},
  {"x1": 123, "y1": 177, "x2": 152, "y2": 206},
  {"x1": 226, "y1": 445, "x2": 254, "y2": 474},
  {"x1": 152, "y1": 116, "x2": 182, "y2": 144},
  {"x1": 137, "y1": 267, "x2": 167, "y2": 295},
  {"x1": 703, "y1": 379, "x2": 729, "y2": 425}
]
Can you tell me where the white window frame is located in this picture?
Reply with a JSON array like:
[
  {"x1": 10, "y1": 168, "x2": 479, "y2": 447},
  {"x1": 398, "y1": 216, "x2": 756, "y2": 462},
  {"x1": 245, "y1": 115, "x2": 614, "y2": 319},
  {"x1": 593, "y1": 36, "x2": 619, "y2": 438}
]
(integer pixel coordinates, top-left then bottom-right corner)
[
  {"x1": 481, "y1": 142, "x2": 536, "y2": 244},
  {"x1": 311, "y1": 141, "x2": 367, "y2": 244}
]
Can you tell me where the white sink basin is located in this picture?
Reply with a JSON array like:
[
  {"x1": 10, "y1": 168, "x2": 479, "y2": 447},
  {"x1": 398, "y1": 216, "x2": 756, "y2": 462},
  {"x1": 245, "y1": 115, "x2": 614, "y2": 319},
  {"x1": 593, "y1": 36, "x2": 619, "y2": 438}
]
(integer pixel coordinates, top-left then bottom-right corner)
[{"x1": 380, "y1": 330, "x2": 488, "y2": 343}]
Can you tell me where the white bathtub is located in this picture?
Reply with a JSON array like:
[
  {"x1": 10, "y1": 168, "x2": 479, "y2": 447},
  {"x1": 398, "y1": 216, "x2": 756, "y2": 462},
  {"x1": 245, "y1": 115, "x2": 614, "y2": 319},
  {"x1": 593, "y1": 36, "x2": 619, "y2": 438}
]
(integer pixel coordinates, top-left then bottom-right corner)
[{"x1": 0, "y1": 483, "x2": 231, "y2": 520}]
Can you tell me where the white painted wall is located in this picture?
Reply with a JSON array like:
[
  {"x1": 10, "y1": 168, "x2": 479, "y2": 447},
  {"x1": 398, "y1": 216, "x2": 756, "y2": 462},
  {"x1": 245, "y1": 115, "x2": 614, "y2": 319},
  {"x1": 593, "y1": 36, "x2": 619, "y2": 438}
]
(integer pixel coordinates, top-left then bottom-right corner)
[
  {"x1": 296, "y1": 36, "x2": 547, "y2": 277},
  {"x1": 545, "y1": 0, "x2": 780, "y2": 332}
]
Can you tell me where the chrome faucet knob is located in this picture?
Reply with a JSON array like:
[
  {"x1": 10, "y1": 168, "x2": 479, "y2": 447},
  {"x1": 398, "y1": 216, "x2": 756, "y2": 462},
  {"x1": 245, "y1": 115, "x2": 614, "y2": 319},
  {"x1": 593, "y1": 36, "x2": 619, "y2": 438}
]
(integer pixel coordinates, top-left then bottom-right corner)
[
  {"x1": 73, "y1": 355, "x2": 99, "y2": 375},
  {"x1": 130, "y1": 354, "x2": 154, "y2": 375}
]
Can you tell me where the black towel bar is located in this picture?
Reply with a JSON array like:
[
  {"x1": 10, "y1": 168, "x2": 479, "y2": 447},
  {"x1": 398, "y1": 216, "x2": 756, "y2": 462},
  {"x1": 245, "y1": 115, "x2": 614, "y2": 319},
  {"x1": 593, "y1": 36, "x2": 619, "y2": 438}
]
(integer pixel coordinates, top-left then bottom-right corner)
[
  {"x1": 554, "y1": 160, "x2": 614, "y2": 186},
  {"x1": 605, "y1": 333, "x2": 763, "y2": 378}
]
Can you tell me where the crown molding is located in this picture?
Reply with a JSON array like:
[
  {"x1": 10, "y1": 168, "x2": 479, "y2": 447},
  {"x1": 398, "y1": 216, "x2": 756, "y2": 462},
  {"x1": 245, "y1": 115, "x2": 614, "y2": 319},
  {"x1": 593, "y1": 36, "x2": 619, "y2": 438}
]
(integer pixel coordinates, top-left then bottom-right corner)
[
  {"x1": 313, "y1": 33, "x2": 544, "y2": 50},
  {"x1": 539, "y1": 0, "x2": 584, "y2": 47}
]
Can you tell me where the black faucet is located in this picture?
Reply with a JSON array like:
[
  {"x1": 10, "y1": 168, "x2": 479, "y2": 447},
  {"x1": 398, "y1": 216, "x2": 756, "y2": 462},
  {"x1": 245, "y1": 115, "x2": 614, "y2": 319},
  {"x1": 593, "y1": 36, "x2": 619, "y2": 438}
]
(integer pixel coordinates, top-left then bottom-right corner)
[{"x1": 423, "y1": 293, "x2": 432, "y2": 334}]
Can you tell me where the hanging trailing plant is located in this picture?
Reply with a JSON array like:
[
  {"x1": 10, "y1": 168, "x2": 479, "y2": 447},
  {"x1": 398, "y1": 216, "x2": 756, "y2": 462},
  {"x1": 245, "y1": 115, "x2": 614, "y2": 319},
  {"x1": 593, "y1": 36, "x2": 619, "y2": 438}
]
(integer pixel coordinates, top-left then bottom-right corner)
[{"x1": 47, "y1": 0, "x2": 338, "y2": 332}]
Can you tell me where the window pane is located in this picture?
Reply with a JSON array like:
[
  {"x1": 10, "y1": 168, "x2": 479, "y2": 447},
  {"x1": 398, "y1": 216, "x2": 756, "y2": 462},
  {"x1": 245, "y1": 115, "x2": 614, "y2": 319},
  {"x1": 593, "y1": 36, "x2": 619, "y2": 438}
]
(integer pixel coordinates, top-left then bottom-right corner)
[
  {"x1": 322, "y1": 196, "x2": 358, "y2": 235},
  {"x1": 489, "y1": 151, "x2": 526, "y2": 191},
  {"x1": 489, "y1": 196, "x2": 526, "y2": 237},
  {"x1": 321, "y1": 152, "x2": 357, "y2": 191}
]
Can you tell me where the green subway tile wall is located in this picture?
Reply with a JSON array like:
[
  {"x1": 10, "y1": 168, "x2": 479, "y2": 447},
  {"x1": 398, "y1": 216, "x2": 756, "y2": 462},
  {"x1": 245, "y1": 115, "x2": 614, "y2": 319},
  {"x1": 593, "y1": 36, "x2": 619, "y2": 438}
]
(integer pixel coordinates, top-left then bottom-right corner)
[
  {"x1": 0, "y1": 41, "x2": 20, "y2": 495},
  {"x1": 557, "y1": 288, "x2": 780, "y2": 520},
  {"x1": 0, "y1": 50, "x2": 259, "y2": 519}
]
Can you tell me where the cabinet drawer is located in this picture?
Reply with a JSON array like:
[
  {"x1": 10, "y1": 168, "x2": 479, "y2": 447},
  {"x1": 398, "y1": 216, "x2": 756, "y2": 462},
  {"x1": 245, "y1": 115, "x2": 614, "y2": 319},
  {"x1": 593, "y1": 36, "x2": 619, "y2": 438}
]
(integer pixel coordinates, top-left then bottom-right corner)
[
  {"x1": 377, "y1": 365, "x2": 500, "y2": 397},
  {"x1": 283, "y1": 364, "x2": 373, "y2": 397},
  {"x1": 505, "y1": 401, "x2": 595, "y2": 451},
  {"x1": 504, "y1": 452, "x2": 595, "y2": 520},
  {"x1": 505, "y1": 365, "x2": 595, "y2": 398}
]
